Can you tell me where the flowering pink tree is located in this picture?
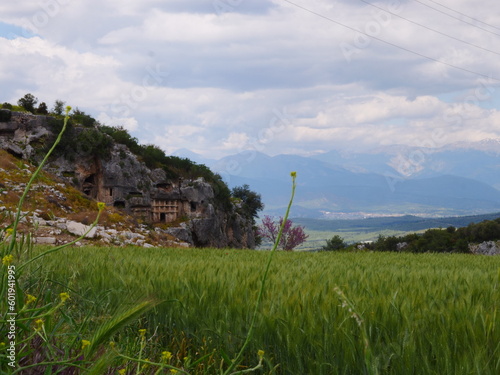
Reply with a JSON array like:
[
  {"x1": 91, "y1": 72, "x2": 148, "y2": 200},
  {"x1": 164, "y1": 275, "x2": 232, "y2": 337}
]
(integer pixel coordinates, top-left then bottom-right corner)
[{"x1": 257, "y1": 215, "x2": 309, "y2": 251}]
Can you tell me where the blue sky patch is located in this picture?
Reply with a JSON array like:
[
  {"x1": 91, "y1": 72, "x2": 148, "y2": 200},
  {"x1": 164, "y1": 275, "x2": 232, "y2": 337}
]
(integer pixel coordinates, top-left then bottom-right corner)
[{"x1": 0, "y1": 22, "x2": 37, "y2": 39}]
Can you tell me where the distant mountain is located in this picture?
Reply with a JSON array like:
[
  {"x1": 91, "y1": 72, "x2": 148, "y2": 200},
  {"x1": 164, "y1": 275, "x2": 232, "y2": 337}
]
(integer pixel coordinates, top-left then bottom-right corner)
[
  {"x1": 311, "y1": 140, "x2": 500, "y2": 189},
  {"x1": 209, "y1": 142, "x2": 500, "y2": 218},
  {"x1": 171, "y1": 148, "x2": 216, "y2": 166}
]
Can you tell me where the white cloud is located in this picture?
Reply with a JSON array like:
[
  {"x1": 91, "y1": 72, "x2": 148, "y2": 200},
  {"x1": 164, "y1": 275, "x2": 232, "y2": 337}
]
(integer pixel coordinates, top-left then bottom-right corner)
[
  {"x1": 0, "y1": 0, "x2": 499, "y2": 160},
  {"x1": 97, "y1": 113, "x2": 138, "y2": 131}
]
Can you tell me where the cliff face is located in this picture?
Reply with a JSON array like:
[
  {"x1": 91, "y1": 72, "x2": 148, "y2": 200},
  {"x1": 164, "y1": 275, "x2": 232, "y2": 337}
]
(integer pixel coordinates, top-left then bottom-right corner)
[{"x1": 0, "y1": 110, "x2": 255, "y2": 248}]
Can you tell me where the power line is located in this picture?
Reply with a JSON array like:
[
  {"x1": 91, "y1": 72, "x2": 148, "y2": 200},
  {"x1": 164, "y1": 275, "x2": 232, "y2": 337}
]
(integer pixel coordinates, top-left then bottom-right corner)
[
  {"x1": 425, "y1": 0, "x2": 500, "y2": 32},
  {"x1": 411, "y1": 0, "x2": 500, "y2": 38},
  {"x1": 280, "y1": 0, "x2": 500, "y2": 82},
  {"x1": 359, "y1": 0, "x2": 500, "y2": 57}
]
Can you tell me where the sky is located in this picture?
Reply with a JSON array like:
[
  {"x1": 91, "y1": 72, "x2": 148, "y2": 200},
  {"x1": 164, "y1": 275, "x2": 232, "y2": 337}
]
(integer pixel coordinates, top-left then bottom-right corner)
[{"x1": 1, "y1": 0, "x2": 500, "y2": 160}]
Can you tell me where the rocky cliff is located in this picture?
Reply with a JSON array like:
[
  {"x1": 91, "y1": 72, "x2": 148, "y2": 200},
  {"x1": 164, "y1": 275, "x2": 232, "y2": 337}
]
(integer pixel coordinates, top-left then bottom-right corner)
[{"x1": 0, "y1": 110, "x2": 256, "y2": 248}]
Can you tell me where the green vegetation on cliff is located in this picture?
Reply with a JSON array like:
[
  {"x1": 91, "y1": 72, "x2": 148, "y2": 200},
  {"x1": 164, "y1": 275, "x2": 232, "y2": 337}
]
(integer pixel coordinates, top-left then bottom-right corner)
[{"x1": 2, "y1": 95, "x2": 263, "y2": 218}]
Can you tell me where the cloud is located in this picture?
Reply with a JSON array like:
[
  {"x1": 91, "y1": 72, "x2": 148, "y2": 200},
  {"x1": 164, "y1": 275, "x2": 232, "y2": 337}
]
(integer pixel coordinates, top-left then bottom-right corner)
[
  {"x1": 0, "y1": 0, "x2": 499, "y2": 160},
  {"x1": 97, "y1": 113, "x2": 138, "y2": 131}
]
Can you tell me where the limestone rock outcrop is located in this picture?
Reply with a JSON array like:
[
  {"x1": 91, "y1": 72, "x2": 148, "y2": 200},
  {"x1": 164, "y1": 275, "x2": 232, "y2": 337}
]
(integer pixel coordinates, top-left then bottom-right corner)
[
  {"x1": 469, "y1": 241, "x2": 500, "y2": 255},
  {"x1": 0, "y1": 111, "x2": 255, "y2": 248}
]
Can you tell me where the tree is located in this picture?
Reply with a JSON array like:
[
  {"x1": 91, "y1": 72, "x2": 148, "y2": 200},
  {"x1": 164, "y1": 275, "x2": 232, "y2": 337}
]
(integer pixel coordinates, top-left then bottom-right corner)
[
  {"x1": 17, "y1": 93, "x2": 38, "y2": 113},
  {"x1": 322, "y1": 235, "x2": 347, "y2": 251},
  {"x1": 257, "y1": 215, "x2": 308, "y2": 251},
  {"x1": 231, "y1": 184, "x2": 264, "y2": 218},
  {"x1": 52, "y1": 100, "x2": 65, "y2": 115},
  {"x1": 36, "y1": 102, "x2": 48, "y2": 114}
]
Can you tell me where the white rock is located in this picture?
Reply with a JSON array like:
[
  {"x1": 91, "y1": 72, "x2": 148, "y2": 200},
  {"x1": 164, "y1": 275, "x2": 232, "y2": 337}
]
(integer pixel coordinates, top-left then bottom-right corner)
[
  {"x1": 66, "y1": 220, "x2": 97, "y2": 238},
  {"x1": 100, "y1": 232, "x2": 112, "y2": 240},
  {"x1": 33, "y1": 218, "x2": 47, "y2": 226},
  {"x1": 35, "y1": 237, "x2": 57, "y2": 245},
  {"x1": 143, "y1": 243, "x2": 155, "y2": 248},
  {"x1": 55, "y1": 222, "x2": 67, "y2": 230}
]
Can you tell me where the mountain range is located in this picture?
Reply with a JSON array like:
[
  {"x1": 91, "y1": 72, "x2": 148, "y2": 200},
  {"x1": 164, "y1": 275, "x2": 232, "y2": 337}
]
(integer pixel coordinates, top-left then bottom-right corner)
[{"x1": 173, "y1": 140, "x2": 500, "y2": 219}]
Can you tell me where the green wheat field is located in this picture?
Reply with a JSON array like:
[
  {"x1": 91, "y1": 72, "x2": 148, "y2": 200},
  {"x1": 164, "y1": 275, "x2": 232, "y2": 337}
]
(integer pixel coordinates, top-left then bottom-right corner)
[{"x1": 22, "y1": 245, "x2": 500, "y2": 374}]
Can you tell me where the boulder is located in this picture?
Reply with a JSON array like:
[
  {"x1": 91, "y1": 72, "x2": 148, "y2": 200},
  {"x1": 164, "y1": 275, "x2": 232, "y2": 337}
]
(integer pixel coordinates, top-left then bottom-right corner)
[
  {"x1": 66, "y1": 220, "x2": 97, "y2": 238},
  {"x1": 35, "y1": 237, "x2": 57, "y2": 244},
  {"x1": 469, "y1": 241, "x2": 500, "y2": 256}
]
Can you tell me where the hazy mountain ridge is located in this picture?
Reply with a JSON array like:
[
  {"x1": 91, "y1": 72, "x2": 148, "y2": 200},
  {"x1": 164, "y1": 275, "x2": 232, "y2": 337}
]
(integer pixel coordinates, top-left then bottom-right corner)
[{"x1": 175, "y1": 140, "x2": 500, "y2": 218}]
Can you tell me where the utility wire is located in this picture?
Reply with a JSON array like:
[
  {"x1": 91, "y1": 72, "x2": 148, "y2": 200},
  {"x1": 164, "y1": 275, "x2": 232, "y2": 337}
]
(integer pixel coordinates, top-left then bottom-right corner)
[
  {"x1": 359, "y1": 0, "x2": 500, "y2": 56},
  {"x1": 281, "y1": 0, "x2": 500, "y2": 82},
  {"x1": 411, "y1": 0, "x2": 500, "y2": 38},
  {"x1": 425, "y1": 0, "x2": 500, "y2": 32}
]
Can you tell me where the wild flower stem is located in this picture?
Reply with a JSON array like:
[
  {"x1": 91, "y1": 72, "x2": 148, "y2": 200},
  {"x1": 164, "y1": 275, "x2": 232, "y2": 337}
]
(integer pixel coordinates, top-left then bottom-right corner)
[
  {"x1": 223, "y1": 172, "x2": 297, "y2": 375},
  {"x1": 7, "y1": 107, "x2": 71, "y2": 254}
]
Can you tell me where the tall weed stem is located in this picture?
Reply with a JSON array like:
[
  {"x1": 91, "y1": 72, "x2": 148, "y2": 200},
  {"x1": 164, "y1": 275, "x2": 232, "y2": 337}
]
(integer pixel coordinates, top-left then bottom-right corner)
[
  {"x1": 224, "y1": 172, "x2": 297, "y2": 374},
  {"x1": 6, "y1": 106, "x2": 71, "y2": 255}
]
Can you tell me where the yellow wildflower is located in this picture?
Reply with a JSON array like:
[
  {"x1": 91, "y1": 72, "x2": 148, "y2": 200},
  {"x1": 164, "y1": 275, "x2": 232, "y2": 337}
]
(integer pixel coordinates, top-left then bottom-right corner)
[
  {"x1": 65, "y1": 105, "x2": 72, "y2": 113},
  {"x1": 290, "y1": 171, "x2": 297, "y2": 178},
  {"x1": 170, "y1": 370, "x2": 178, "y2": 374},
  {"x1": 2, "y1": 254, "x2": 14, "y2": 266},
  {"x1": 141, "y1": 359, "x2": 150, "y2": 369},
  {"x1": 5, "y1": 228, "x2": 13, "y2": 237},
  {"x1": 97, "y1": 202, "x2": 106, "y2": 211},
  {"x1": 34, "y1": 319, "x2": 44, "y2": 331},
  {"x1": 26, "y1": 294, "x2": 37, "y2": 305},
  {"x1": 162, "y1": 351, "x2": 173, "y2": 361},
  {"x1": 0, "y1": 342, "x2": 6, "y2": 349},
  {"x1": 59, "y1": 292, "x2": 70, "y2": 303},
  {"x1": 138, "y1": 329, "x2": 146, "y2": 338},
  {"x1": 258, "y1": 349, "x2": 265, "y2": 359},
  {"x1": 109, "y1": 341, "x2": 116, "y2": 349},
  {"x1": 81, "y1": 339, "x2": 91, "y2": 350},
  {"x1": 118, "y1": 369, "x2": 126, "y2": 375}
]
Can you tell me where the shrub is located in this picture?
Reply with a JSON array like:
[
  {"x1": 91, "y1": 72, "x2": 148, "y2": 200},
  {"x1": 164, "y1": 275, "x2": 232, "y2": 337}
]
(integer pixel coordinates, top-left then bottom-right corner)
[
  {"x1": 322, "y1": 235, "x2": 347, "y2": 251},
  {"x1": 36, "y1": 102, "x2": 49, "y2": 114},
  {"x1": 72, "y1": 107, "x2": 97, "y2": 127},
  {"x1": 75, "y1": 128, "x2": 113, "y2": 159}
]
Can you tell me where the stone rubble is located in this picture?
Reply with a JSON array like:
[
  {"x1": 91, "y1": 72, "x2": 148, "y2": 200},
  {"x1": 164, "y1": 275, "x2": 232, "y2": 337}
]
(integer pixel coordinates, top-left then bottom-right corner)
[{"x1": 1, "y1": 208, "x2": 192, "y2": 248}]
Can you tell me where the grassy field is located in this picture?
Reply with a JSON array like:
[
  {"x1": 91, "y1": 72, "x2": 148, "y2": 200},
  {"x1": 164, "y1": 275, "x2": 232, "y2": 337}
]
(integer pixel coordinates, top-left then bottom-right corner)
[{"x1": 15, "y1": 245, "x2": 500, "y2": 374}]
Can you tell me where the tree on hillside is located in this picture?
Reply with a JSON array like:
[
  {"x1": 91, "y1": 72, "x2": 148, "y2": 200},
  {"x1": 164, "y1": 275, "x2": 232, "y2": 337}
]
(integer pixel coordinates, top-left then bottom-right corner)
[
  {"x1": 18, "y1": 93, "x2": 38, "y2": 113},
  {"x1": 37, "y1": 102, "x2": 48, "y2": 114},
  {"x1": 258, "y1": 215, "x2": 308, "y2": 251},
  {"x1": 52, "y1": 99, "x2": 65, "y2": 115},
  {"x1": 322, "y1": 235, "x2": 347, "y2": 251},
  {"x1": 231, "y1": 184, "x2": 264, "y2": 219}
]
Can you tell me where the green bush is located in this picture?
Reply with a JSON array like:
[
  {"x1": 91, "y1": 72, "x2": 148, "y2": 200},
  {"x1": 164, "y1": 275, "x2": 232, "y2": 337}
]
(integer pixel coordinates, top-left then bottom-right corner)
[
  {"x1": 321, "y1": 234, "x2": 347, "y2": 251},
  {"x1": 370, "y1": 217, "x2": 500, "y2": 253},
  {"x1": 72, "y1": 108, "x2": 97, "y2": 127},
  {"x1": 36, "y1": 102, "x2": 49, "y2": 114},
  {"x1": 75, "y1": 128, "x2": 113, "y2": 158}
]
